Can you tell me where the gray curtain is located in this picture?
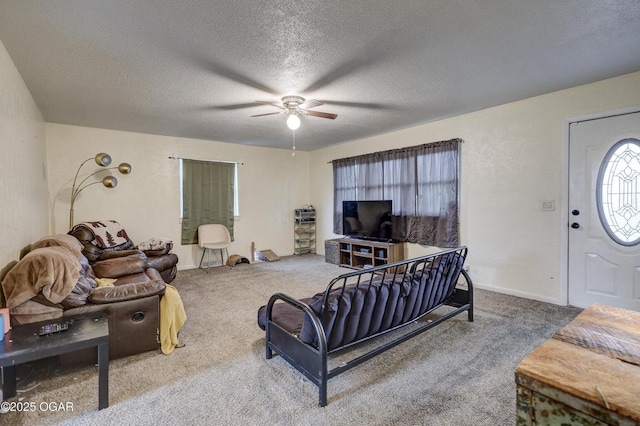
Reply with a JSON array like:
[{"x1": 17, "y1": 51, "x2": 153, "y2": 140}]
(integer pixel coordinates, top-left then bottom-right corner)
[
  {"x1": 384, "y1": 148, "x2": 416, "y2": 216},
  {"x1": 181, "y1": 159, "x2": 235, "y2": 245},
  {"x1": 357, "y1": 153, "x2": 384, "y2": 200},
  {"x1": 407, "y1": 140, "x2": 459, "y2": 246},
  {"x1": 333, "y1": 158, "x2": 357, "y2": 234},
  {"x1": 332, "y1": 138, "x2": 460, "y2": 247}
]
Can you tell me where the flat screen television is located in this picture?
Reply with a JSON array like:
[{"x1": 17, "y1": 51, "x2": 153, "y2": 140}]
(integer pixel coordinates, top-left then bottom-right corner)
[{"x1": 342, "y1": 200, "x2": 393, "y2": 242}]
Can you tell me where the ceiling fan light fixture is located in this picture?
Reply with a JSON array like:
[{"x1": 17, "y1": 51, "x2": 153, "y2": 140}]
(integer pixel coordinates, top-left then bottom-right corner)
[{"x1": 287, "y1": 113, "x2": 300, "y2": 130}]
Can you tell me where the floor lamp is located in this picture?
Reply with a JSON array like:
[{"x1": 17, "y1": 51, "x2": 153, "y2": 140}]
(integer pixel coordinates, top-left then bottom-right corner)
[{"x1": 69, "y1": 153, "x2": 132, "y2": 229}]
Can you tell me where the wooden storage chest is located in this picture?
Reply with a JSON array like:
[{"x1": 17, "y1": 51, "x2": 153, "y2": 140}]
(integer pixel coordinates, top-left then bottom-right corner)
[{"x1": 516, "y1": 304, "x2": 640, "y2": 425}]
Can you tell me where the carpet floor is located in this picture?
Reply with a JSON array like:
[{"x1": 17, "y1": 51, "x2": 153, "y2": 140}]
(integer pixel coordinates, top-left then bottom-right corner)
[{"x1": 0, "y1": 255, "x2": 581, "y2": 425}]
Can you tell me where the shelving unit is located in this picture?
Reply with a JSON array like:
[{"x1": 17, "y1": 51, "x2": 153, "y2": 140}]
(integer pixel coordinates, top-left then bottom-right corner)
[
  {"x1": 294, "y1": 208, "x2": 316, "y2": 255},
  {"x1": 338, "y1": 238, "x2": 405, "y2": 270}
]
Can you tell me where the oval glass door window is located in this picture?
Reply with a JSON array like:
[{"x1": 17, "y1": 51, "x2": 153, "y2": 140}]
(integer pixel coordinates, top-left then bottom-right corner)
[{"x1": 597, "y1": 138, "x2": 640, "y2": 246}]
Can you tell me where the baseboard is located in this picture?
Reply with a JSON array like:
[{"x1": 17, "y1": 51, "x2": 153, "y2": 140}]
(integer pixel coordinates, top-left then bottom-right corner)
[
  {"x1": 474, "y1": 282, "x2": 564, "y2": 306},
  {"x1": 178, "y1": 263, "x2": 228, "y2": 270}
]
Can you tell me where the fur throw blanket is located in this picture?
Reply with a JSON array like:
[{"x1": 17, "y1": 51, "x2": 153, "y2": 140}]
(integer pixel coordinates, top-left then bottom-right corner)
[
  {"x1": 2, "y1": 238, "x2": 82, "y2": 309},
  {"x1": 31, "y1": 233, "x2": 85, "y2": 260}
]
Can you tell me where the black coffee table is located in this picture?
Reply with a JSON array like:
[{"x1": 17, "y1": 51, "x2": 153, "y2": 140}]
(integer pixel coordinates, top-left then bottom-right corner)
[{"x1": 0, "y1": 315, "x2": 109, "y2": 409}]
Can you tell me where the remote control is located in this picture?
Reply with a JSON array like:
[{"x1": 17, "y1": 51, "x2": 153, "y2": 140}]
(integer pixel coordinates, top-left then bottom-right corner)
[{"x1": 38, "y1": 321, "x2": 70, "y2": 336}]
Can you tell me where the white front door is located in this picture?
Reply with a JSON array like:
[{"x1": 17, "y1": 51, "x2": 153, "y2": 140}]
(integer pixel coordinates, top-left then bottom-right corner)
[{"x1": 568, "y1": 111, "x2": 640, "y2": 311}]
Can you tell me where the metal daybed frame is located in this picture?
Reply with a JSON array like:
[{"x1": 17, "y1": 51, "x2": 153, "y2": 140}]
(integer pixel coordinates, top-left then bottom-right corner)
[{"x1": 263, "y1": 246, "x2": 474, "y2": 406}]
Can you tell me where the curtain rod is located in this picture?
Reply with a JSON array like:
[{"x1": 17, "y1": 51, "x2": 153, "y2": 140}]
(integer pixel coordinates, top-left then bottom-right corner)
[
  {"x1": 168, "y1": 156, "x2": 244, "y2": 165},
  {"x1": 327, "y1": 138, "x2": 463, "y2": 164}
]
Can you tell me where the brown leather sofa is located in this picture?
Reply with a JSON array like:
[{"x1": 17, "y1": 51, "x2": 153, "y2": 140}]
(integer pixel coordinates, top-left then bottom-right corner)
[
  {"x1": 0, "y1": 234, "x2": 166, "y2": 359},
  {"x1": 68, "y1": 220, "x2": 179, "y2": 284}
]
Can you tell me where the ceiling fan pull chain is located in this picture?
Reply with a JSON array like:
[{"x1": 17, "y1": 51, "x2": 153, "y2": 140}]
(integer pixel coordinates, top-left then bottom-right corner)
[{"x1": 292, "y1": 130, "x2": 296, "y2": 157}]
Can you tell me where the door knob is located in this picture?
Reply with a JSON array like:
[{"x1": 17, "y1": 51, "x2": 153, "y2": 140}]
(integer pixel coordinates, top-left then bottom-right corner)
[
  {"x1": 571, "y1": 223, "x2": 580, "y2": 229},
  {"x1": 571, "y1": 210, "x2": 580, "y2": 216}
]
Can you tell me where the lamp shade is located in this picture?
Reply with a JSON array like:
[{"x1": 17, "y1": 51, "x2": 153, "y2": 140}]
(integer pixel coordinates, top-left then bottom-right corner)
[
  {"x1": 95, "y1": 153, "x2": 112, "y2": 167},
  {"x1": 118, "y1": 163, "x2": 132, "y2": 174},
  {"x1": 102, "y1": 176, "x2": 118, "y2": 188}
]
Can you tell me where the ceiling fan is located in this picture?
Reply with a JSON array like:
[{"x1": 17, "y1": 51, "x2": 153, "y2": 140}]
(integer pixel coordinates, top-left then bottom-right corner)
[{"x1": 251, "y1": 96, "x2": 337, "y2": 129}]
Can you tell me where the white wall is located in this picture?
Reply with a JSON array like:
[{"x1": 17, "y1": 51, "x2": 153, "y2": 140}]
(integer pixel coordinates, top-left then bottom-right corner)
[
  {"x1": 0, "y1": 40, "x2": 48, "y2": 268},
  {"x1": 46, "y1": 124, "x2": 310, "y2": 269},
  {"x1": 310, "y1": 71, "x2": 640, "y2": 304}
]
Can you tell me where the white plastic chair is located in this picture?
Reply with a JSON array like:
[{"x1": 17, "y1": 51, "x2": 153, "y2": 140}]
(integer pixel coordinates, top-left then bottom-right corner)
[{"x1": 198, "y1": 224, "x2": 231, "y2": 270}]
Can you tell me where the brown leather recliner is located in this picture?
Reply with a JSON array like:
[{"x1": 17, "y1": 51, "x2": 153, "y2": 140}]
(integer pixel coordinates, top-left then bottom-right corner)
[
  {"x1": 68, "y1": 220, "x2": 178, "y2": 284},
  {"x1": 1, "y1": 234, "x2": 166, "y2": 359}
]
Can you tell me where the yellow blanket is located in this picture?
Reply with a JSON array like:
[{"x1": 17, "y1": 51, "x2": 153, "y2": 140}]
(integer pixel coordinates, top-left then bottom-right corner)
[{"x1": 160, "y1": 284, "x2": 187, "y2": 354}]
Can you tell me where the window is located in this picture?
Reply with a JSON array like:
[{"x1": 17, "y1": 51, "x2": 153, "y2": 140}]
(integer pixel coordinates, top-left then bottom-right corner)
[
  {"x1": 179, "y1": 162, "x2": 239, "y2": 218},
  {"x1": 180, "y1": 159, "x2": 237, "y2": 245},
  {"x1": 597, "y1": 138, "x2": 640, "y2": 246},
  {"x1": 332, "y1": 138, "x2": 460, "y2": 247}
]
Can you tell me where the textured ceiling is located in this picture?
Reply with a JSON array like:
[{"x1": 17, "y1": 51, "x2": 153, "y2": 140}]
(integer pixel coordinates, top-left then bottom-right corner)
[{"x1": 1, "y1": 1, "x2": 639, "y2": 151}]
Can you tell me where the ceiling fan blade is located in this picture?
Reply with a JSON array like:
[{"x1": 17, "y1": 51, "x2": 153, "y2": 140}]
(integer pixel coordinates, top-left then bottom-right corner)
[
  {"x1": 298, "y1": 99, "x2": 323, "y2": 110},
  {"x1": 322, "y1": 101, "x2": 387, "y2": 110},
  {"x1": 254, "y1": 101, "x2": 286, "y2": 110},
  {"x1": 302, "y1": 109, "x2": 337, "y2": 119},
  {"x1": 251, "y1": 111, "x2": 283, "y2": 117}
]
